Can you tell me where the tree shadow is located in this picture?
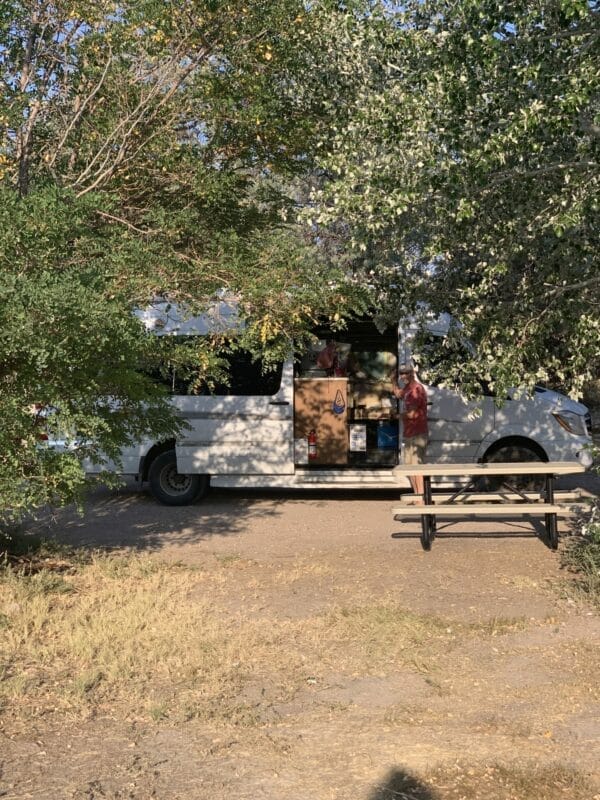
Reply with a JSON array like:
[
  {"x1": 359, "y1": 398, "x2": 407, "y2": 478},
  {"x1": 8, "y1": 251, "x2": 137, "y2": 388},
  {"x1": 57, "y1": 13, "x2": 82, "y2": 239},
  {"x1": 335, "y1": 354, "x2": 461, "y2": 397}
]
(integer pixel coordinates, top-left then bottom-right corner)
[
  {"x1": 23, "y1": 480, "x2": 400, "y2": 555},
  {"x1": 23, "y1": 483, "x2": 293, "y2": 553},
  {"x1": 368, "y1": 766, "x2": 438, "y2": 800}
]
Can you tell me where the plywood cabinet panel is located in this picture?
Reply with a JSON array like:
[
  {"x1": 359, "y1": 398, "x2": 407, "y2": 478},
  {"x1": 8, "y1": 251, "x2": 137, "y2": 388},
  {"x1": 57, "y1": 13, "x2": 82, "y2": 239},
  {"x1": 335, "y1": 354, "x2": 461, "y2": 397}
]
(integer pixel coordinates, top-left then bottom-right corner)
[{"x1": 294, "y1": 379, "x2": 348, "y2": 465}]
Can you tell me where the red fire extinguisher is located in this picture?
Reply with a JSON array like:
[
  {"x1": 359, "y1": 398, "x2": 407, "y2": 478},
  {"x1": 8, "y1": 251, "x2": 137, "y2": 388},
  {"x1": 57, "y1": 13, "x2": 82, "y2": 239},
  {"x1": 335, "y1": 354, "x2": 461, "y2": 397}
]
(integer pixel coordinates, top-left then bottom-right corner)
[{"x1": 308, "y1": 429, "x2": 317, "y2": 461}]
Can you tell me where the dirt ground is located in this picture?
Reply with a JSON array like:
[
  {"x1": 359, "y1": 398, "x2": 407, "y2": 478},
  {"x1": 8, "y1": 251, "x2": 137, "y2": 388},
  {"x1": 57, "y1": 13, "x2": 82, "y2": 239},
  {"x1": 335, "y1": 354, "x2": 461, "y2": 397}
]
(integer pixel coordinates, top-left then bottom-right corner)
[{"x1": 2, "y1": 472, "x2": 600, "y2": 800}]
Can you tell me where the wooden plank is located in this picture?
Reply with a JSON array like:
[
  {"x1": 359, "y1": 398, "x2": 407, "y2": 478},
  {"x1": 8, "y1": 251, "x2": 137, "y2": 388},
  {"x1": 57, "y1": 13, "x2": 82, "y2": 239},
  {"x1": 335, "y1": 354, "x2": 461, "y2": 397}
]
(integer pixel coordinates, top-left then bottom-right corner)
[
  {"x1": 392, "y1": 461, "x2": 585, "y2": 478},
  {"x1": 391, "y1": 503, "x2": 584, "y2": 517},
  {"x1": 397, "y1": 490, "x2": 591, "y2": 504}
]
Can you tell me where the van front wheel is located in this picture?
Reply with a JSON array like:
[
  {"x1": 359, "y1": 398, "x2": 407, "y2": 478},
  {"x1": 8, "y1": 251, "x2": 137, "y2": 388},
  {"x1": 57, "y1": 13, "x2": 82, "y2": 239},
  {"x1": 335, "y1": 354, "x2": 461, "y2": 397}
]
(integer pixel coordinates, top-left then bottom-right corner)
[
  {"x1": 482, "y1": 443, "x2": 546, "y2": 491},
  {"x1": 148, "y1": 450, "x2": 207, "y2": 506}
]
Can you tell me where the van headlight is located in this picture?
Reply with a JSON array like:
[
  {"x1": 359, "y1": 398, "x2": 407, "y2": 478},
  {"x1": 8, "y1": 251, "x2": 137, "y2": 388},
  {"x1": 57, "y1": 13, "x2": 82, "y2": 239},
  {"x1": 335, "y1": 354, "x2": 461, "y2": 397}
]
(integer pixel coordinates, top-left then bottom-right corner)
[
  {"x1": 553, "y1": 411, "x2": 588, "y2": 437},
  {"x1": 577, "y1": 448, "x2": 594, "y2": 469}
]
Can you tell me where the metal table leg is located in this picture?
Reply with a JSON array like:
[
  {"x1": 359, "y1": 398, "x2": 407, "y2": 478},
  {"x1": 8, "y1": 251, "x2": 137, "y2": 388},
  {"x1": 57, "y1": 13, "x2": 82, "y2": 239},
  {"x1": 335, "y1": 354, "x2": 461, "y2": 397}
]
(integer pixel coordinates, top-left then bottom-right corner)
[
  {"x1": 544, "y1": 473, "x2": 558, "y2": 549},
  {"x1": 420, "y1": 475, "x2": 435, "y2": 551}
]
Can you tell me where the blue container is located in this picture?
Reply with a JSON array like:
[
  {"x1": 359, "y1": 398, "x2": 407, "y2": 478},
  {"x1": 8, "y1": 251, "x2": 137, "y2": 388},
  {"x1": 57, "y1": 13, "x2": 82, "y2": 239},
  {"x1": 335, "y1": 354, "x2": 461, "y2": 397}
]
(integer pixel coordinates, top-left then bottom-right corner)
[{"x1": 377, "y1": 421, "x2": 399, "y2": 450}]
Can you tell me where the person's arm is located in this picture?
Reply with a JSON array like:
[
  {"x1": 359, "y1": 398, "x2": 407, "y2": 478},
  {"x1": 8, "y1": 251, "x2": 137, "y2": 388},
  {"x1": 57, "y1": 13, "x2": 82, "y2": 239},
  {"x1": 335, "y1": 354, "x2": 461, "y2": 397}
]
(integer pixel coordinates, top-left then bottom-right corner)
[{"x1": 392, "y1": 380, "x2": 405, "y2": 400}]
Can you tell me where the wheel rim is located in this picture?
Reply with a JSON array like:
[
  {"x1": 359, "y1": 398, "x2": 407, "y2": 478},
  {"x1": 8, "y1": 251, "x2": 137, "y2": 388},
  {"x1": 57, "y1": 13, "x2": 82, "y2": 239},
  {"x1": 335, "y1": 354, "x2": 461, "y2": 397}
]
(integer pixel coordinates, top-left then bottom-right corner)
[
  {"x1": 494, "y1": 445, "x2": 539, "y2": 463},
  {"x1": 159, "y1": 463, "x2": 193, "y2": 496},
  {"x1": 485, "y1": 445, "x2": 544, "y2": 490}
]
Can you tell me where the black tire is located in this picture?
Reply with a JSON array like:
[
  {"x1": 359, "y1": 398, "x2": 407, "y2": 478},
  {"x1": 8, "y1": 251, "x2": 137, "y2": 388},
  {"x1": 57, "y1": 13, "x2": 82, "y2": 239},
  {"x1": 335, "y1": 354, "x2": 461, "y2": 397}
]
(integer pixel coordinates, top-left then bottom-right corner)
[
  {"x1": 148, "y1": 450, "x2": 208, "y2": 506},
  {"x1": 482, "y1": 442, "x2": 546, "y2": 491}
]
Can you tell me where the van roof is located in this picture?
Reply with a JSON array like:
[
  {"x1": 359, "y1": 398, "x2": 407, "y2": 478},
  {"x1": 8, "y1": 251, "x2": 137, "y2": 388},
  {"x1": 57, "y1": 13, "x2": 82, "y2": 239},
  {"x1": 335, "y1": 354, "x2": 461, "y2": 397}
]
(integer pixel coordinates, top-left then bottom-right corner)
[{"x1": 136, "y1": 298, "x2": 242, "y2": 335}]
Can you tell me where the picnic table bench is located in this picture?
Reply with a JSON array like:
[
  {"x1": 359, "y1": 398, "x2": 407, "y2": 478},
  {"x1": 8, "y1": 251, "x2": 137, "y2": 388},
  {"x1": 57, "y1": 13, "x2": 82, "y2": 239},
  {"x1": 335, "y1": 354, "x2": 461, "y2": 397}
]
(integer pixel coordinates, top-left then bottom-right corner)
[{"x1": 391, "y1": 461, "x2": 589, "y2": 551}]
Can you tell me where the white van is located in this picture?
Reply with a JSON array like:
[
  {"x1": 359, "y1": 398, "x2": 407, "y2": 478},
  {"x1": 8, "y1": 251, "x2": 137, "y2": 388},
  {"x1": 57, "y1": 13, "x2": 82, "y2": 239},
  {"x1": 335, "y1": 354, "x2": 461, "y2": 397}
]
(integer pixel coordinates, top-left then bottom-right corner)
[{"x1": 85, "y1": 305, "x2": 593, "y2": 504}]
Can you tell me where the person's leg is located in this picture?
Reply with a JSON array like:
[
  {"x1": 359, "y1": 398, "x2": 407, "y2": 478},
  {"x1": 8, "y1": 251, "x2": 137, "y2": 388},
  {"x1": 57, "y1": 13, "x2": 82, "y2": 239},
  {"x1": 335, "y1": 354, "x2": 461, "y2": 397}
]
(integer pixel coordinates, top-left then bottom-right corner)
[
  {"x1": 412, "y1": 474, "x2": 424, "y2": 495},
  {"x1": 406, "y1": 436, "x2": 427, "y2": 496},
  {"x1": 404, "y1": 438, "x2": 423, "y2": 501},
  {"x1": 412, "y1": 436, "x2": 427, "y2": 495}
]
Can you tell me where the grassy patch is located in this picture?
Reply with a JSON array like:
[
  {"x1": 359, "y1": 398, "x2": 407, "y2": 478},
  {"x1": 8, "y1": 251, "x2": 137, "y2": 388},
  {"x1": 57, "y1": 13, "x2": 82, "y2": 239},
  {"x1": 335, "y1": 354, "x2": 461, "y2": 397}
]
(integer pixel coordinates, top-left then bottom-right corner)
[
  {"x1": 0, "y1": 547, "x2": 537, "y2": 727},
  {"x1": 471, "y1": 616, "x2": 528, "y2": 637},
  {"x1": 561, "y1": 507, "x2": 600, "y2": 608},
  {"x1": 273, "y1": 558, "x2": 333, "y2": 584},
  {"x1": 214, "y1": 552, "x2": 243, "y2": 566},
  {"x1": 316, "y1": 604, "x2": 452, "y2": 671},
  {"x1": 0, "y1": 551, "x2": 255, "y2": 721},
  {"x1": 424, "y1": 762, "x2": 596, "y2": 800}
]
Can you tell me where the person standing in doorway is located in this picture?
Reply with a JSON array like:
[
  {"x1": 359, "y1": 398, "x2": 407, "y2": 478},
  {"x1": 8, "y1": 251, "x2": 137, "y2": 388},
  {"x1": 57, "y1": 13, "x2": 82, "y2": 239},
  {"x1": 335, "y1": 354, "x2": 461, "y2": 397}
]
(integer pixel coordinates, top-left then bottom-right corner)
[{"x1": 393, "y1": 364, "x2": 428, "y2": 500}]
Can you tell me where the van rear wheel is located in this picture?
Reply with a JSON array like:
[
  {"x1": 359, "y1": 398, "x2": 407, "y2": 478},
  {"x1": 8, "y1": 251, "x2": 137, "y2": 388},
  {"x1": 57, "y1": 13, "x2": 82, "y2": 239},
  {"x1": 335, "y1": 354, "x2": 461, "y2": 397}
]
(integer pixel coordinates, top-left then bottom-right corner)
[{"x1": 148, "y1": 450, "x2": 207, "y2": 506}]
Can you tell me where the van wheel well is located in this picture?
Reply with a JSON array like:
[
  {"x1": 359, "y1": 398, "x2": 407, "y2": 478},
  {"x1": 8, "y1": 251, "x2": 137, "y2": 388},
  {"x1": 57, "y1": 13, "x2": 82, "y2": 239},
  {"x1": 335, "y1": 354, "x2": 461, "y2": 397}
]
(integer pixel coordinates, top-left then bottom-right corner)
[
  {"x1": 481, "y1": 437, "x2": 548, "y2": 491},
  {"x1": 140, "y1": 440, "x2": 176, "y2": 482},
  {"x1": 482, "y1": 437, "x2": 548, "y2": 464}
]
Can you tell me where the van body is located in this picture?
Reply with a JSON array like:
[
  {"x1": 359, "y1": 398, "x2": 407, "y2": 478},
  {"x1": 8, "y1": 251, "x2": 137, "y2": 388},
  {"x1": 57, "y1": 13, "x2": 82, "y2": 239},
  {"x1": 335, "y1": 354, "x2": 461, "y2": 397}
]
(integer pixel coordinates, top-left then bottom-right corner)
[{"x1": 84, "y1": 307, "x2": 593, "y2": 504}]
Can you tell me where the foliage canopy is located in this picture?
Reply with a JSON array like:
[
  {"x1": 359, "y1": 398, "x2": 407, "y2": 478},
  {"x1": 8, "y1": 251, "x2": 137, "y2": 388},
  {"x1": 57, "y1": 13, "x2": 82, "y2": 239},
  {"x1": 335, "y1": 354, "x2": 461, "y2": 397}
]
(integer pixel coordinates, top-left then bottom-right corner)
[
  {"x1": 312, "y1": 0, "x2": 599, "y2": 396},
  {"x1": 0, "y1": 0, "x2": 369, "y2": 516}
]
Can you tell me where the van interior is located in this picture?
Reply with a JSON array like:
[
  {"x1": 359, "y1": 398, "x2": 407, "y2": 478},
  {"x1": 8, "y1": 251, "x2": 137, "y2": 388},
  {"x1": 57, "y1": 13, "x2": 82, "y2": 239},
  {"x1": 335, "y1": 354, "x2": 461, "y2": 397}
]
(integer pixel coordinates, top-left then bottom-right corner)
[{"x1": 293, "y1": 319, "x2": 399, "y2": 468}]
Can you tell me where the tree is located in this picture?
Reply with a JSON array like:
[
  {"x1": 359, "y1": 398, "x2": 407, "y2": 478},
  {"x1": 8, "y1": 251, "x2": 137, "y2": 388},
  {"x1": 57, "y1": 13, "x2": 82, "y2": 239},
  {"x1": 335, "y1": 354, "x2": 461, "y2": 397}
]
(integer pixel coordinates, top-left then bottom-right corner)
[
  {"x1": 312, "y1": 0, "x2": 599, "y2": 397},
  {"x1": 0, "y1": 0, "x2": 372, "y2": 518}
]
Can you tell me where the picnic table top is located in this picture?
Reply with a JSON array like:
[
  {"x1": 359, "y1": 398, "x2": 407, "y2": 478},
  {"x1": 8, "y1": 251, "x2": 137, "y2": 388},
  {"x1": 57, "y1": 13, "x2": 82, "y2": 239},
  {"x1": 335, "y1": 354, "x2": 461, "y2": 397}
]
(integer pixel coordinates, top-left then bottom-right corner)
[{"x1": 391, "y1": 461, "x2": 586, "y2": 477}]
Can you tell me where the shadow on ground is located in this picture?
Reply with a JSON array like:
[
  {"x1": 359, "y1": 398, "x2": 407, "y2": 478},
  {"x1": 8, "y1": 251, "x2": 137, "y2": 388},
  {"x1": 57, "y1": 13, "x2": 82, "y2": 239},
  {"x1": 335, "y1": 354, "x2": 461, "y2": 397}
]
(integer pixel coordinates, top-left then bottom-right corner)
[
  {"x1": 24, "y1": 471, "x2": 598, "y2": 556},
  {"x1": 30, "y1": 480, "x2": 401, "y2": 554},
  {"x1": 369, "y1": 767, "x2": 438, "y2": 799}
]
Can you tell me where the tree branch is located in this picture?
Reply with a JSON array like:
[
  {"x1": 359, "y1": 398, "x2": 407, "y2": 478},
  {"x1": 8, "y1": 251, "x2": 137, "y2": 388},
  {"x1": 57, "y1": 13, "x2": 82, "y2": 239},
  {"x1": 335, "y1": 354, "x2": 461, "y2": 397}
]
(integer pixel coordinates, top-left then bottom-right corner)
[
  {"x1": 95, "y1": 209, "x2": 159, "y2": 235},
  {"x1": 542, "y1": 275, "x2": 600, "y2": 298},
  {"x1": 47, "y1": 48, "x2": 113, "y2": 170},
  {"x1": 72, "y1": 44, "x2": 209, "y2": 197}
]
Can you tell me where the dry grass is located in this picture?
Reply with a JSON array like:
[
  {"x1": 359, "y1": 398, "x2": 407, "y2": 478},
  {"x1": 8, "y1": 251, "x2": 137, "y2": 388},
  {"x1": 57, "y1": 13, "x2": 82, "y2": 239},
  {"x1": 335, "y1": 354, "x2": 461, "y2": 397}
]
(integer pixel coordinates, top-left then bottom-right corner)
[
  {"x1": 0, "y1": 553, "x2": 257, "y2": 721},
  {"x1": 561, "y1": 511, "x2": 600, "y2": 608},
  {"x1": 0, "y1": 549, "x2": 527, "y2": 727},
  {"x1": 273, "y1": 557, "x2": 333, "y2": 584},
  {"x1": 424, "y1": 762, "x2": 596, "y2": 800},
  {"x1": 2, "y1": 543, "x2": 599, "y2": 799}
]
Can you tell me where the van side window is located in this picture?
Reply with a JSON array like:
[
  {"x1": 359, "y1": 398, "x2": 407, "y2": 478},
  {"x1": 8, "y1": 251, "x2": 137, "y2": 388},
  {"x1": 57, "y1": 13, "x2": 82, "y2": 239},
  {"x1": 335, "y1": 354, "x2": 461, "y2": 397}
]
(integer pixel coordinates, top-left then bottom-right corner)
[
  {"x1": 141, "y1": 365, "x2": 196, "y2": 395},
  {"x1": 211, "y1": 351, "x2": 284, "y2": 396},
  {"x1": 142, "y1": 336, "x2": 284, "y2": 397},
  {"x1": 145, "y1": 351, "x2": 283, "y2": 396},
  {"x1": 141, "y1": 336, "x2": 208, "y2": 396}
]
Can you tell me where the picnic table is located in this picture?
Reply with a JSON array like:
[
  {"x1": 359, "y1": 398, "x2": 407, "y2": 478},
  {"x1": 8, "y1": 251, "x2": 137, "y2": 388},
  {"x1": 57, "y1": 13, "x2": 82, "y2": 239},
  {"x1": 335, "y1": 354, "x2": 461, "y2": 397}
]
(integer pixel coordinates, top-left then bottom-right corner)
[{"x1": 391, "y1": 461, "x2": 588, "y2": 551}]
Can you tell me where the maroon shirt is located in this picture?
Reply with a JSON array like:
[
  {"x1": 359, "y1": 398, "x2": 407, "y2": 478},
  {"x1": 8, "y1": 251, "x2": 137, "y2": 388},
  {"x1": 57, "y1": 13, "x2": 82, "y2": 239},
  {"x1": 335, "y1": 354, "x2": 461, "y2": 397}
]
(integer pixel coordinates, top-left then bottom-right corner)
[{"x1": 401, "y1": 380, "x2": 428, "y2": 438}]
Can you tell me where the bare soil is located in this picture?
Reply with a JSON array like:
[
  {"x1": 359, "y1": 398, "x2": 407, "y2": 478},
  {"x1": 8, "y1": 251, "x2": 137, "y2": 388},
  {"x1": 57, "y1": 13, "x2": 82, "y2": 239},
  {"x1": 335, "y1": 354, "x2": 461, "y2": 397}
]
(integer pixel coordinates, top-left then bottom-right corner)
[{"x1": 2, "y1": 472, "x2": 600, "y2": 800}]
